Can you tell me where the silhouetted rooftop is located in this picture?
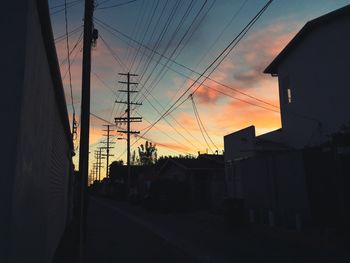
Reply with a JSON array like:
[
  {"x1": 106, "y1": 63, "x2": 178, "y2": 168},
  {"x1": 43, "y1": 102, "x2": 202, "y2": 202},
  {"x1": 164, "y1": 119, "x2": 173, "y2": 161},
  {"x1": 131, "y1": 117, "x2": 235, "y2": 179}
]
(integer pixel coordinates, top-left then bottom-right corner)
[
  {"x1": 264, "y1": 4, "x2": 350, "y2": 74},
  {"x1": 163, "y1": 155, "x2": 224, "y2": 171}
]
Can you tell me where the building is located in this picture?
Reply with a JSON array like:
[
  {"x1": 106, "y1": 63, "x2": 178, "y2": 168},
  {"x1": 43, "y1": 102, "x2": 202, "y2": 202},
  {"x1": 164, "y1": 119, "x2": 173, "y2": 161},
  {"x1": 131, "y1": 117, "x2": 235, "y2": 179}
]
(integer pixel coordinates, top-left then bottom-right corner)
[
  {"x1": 155, "y1": 155, "x2": 225, "y2": 211},
  {"x1": 224, "y1": 5, "x2": 350, "y2": 229},
  {"x1": 0, "y1": 1, "x2": 74, "y2": 262},
  {"x1": 264, "y1": 4, "x2": 350, "y2": 149}
]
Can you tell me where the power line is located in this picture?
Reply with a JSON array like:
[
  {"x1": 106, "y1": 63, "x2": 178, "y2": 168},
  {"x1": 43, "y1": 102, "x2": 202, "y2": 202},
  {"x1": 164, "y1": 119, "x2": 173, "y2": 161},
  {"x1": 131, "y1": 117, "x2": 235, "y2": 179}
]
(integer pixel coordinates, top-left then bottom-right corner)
[
  {"x1": 92, "y1": 71, "x2": 118, "y2": 96},
  {"x1": 94, "y1": 14, "x2": 278, "y2": 111},
  {"x1": 129, "y1": 0, "x2": 182, "y2": 80},
  {"x1": 191, "y1": 94, "x2": 218, "y2": 151},
  {"x1": 64, "y1": 0, "x2": 78, "y2": 142},
  {"x1": 61, "y1": 40, "x2": 83, "y2": 81},
  {"x1": 131, "y1": 0, "x2": 274, "y2": 145},
  {"x1": 60, "y1": 30, "x2": 84, "y2": 67},
  {"x1": 93, "y1": 1, "x2": 276, "y2": 156},
  {"x1": 90, "y1": 112, "x2": 190, "y2": 156},
  {"x1": 99, "y1": 34, "x2": 128, "y2": 70},
  {"x1": 55, "y1": 25, "x2": 83, "y2": 43},
  {"x1": 147, "y1": 57, "x2": 279, "y2": 113},
  {"x1": 164, "y1": 0, "x2": 275, "y2": 117},
  {"x1": 191, "y1": 95, "x2": 213, "y2": 154},
  {"x1": 95, "y1": 15, "x2": 279, "y2": 157},
  {"x1": 50, "y1": 0, "x2": 81, "y2": 9},
  {"x1": 96, "y1": 0, "x2": 141, "y2": 10},
  {"x1": 134, "y1": 0, "x2": 197, "y2": 90},
  {"x1": 134, "y1": 0, "x2": 216, "y2": 107},
  {"x1": 96, "y1": 33, "x2": 128, "y2": 120},
  {"x1": 90, "y1": 112, "x2": 113, "y2": 124},
  {"x1": 141, "y1": 89, "x2": 207, "y2": 149},
  {"x1": 141, "y1": 93, "x2": 200, "y2": 151},
  {"x1": 128, "y1": 0, "x2": 160, "y2": 72},
  {"x1": 123, "y1": 0, "x2": 146, "y2": 69},
  {"x1": 135, "y1": 109, "x2": 193, "y2": 153},
  {"x1": 50, "y1": 0, "x2": 82, "y2": 16}
]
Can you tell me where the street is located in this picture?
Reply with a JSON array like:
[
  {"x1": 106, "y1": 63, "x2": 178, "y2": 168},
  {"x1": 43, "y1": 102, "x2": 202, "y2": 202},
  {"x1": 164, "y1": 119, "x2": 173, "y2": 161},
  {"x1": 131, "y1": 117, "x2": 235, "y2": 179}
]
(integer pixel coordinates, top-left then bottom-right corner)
[
  {"x1": 85, "y1": 197, "x2": 349, "y2": 263},
  {"x1": 86, "y1": 198, "x2": 196, "y2": 262}
]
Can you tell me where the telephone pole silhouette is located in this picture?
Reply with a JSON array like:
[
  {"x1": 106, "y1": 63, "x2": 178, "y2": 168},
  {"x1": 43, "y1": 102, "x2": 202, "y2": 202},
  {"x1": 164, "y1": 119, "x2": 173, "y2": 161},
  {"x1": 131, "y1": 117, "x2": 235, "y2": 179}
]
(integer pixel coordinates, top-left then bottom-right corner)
[
  {"x1": 102, "y1": 124, "x2": 115, "y2": 178},
  {"x1": 95, "y1": 148, "x2": 105, "y2": 181},
  {"x1": 78, "y1": 0, "x2": 95, "y2": 260},
  {"x1": 92, "y1": 163, "x2": 97, "y2": 182},
  {"x1": 115, "y1": 72, "x2": 142, "y2": 193}
]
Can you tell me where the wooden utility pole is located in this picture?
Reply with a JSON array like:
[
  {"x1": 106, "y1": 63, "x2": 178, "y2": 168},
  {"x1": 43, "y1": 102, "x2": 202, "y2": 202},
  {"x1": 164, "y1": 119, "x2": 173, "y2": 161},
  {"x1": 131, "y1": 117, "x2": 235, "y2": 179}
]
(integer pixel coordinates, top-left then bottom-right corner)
[
  {"x1": 115, "y1": 73, "x2": 142, "y2": 194},
  {"x1": 98, "y1": 147, "x2": 105, "y2": 181},
  {"x1": 93, "y1": 162, "x2": 98, "y2": 182},
  {"x1": 94, "y1": 148, "x2": 105, "y2": 181},
  {"x1": 102, "y1": 124, "x2": 115, "y2": 178},
  {"x1": 78, "y1": 0, "x2": 94, "y2": 261},
  {"x1": 92, "y1": 163, "x2": 96, "y2": 182}
]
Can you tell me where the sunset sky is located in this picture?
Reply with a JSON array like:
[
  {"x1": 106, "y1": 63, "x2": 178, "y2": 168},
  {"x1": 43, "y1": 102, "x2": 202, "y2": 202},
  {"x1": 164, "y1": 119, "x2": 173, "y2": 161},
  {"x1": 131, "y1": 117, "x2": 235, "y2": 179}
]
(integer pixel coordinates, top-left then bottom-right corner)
[{"x1": 49, "y1": 0, "x2": 349, "y2": 174}]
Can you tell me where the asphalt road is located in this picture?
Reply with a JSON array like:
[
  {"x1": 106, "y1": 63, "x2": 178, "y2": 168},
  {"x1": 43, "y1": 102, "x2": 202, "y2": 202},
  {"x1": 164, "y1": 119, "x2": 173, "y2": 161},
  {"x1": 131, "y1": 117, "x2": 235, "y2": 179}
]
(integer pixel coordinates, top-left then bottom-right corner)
[
  {"x1": 86, "y1": 198, "x2": 197, "y2": 263},
  {"x1": 86, "y1": 197, "x2": 350, "y2": 263}
]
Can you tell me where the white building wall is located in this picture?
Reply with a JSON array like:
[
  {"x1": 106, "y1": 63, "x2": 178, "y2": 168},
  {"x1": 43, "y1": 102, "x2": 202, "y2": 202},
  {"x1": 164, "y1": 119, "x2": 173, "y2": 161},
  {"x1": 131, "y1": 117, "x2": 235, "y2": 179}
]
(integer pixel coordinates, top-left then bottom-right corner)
[{"x1": 277, "y1": 15, "x2": 350, "y2": 148}]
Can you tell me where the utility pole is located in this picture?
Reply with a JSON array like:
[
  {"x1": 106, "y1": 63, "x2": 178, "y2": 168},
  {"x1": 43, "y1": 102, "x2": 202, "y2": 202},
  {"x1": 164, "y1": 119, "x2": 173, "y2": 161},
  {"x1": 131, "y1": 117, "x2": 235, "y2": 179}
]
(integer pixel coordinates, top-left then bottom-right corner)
[
  {"x1": 98, "y1": 147, "x2": 105, "y2": 181},
  {"x1": 115, "y1": 73, "x2": 142, "y2": 195},
  {"x1": 92, "y1": 163, "x2": 96, "y2": 182},
  {"x1": 102, "y1": 125, "x2": 115, "y2": 178},
  {"x1": 94, "y1": 148, "x2": 104, "y2": 181},
  {"x1": 78, "y1": 0, "x2": 94, "y2": 261},
  {"x1": 93, "y1": 162, "x2": 98, "y2": 182},
  {"x1": 88, "y1": 170, "x2": 92, "y2": 186}
]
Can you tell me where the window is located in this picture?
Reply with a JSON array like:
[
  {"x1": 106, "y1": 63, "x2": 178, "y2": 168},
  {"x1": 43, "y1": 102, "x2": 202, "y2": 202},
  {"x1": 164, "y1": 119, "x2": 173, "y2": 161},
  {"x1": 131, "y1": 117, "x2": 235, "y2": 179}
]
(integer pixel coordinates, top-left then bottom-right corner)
[
  {"x1": 282, "y1": 76, "x2": 292, "y2": 104},
  {"x1": 287, "y1": 88, "x2": 292, "y2": 103}
]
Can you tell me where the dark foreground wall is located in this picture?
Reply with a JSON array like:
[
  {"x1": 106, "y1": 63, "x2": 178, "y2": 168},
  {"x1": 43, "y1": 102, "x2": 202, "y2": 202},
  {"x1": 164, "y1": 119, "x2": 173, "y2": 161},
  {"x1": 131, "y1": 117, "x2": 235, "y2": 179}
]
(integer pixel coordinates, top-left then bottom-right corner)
[
  {"x1": 230, "y1": 151, "x2": 311, "y2": 229},
  {"x1": 0, "y1": 1, "x2": 74, "y2": 262}
]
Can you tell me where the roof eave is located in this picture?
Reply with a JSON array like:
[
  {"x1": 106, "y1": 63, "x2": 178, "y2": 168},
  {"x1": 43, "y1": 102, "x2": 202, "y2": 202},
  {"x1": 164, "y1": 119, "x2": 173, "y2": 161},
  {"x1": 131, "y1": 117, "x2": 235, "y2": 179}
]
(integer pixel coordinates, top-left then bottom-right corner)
[{"x1": 263, "y1": 4, "x2": 350, "y2": 76}]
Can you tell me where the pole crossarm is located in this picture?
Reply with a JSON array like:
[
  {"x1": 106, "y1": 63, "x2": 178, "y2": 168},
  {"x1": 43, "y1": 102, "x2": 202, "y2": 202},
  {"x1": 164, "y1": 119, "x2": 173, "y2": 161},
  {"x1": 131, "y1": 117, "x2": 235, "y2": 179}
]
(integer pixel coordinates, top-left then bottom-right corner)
[
  {"x1": 119, "y1": 73, "x2": 138, "y2": 76},
  {"x1": 114, "y1": 72, "x2": 142, "y2": 195},
  {"x1": 115, "y1": 117, "x2": 142, "y2": 122},
  {"x1": 117, "y1": 130, "x2": 140, "y2": 134},
  {"x1": 115, "y1": 101, "x2": 142, "y2": 105},
  {"x1": 118, "y1": 82, "x2": 138, "y2": 86}
]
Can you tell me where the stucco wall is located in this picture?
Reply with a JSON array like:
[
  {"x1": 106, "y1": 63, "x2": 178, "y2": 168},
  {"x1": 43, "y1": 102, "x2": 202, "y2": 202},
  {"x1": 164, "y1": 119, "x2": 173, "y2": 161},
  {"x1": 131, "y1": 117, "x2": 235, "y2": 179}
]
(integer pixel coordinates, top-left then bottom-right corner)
[{"x1": 277, "y1": 14, "x2": 350, "y2": 148}]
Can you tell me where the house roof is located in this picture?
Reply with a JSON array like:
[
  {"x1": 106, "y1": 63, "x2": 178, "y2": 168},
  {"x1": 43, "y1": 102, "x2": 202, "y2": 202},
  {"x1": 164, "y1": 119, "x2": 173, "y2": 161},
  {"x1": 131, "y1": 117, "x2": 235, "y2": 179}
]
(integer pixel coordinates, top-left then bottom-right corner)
[
  {"x1": 264, "y1": 4, "x2": 350, "y2": 75},
  {"x1": 159, "y1": 155, "x2": 224, "y2": 174}
]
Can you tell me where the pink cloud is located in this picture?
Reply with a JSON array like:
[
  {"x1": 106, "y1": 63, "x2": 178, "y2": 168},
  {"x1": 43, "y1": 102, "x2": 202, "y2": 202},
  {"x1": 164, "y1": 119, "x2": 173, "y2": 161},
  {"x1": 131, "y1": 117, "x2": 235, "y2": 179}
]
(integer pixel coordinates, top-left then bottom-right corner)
[{"x1": 190, "y1": 22, "x2": 296, "y2": 106}]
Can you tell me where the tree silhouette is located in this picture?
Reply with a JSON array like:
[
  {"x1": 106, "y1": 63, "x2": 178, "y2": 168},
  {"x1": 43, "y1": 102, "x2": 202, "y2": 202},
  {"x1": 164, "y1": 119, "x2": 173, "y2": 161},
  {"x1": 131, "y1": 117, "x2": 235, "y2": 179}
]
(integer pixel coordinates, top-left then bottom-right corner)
[{"x1": 138, "y1": 141, "x2": 157, "y2": 165}]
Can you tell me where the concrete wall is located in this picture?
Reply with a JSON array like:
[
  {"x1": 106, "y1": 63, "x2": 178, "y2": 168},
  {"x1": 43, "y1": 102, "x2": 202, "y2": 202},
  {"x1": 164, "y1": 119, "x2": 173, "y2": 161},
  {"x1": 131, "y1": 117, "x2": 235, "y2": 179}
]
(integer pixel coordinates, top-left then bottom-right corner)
[
  {"x1": 0, "y1": 1, "x2": 73, "y2": 262},
  {"x1": 277, "y1": 15, "x2": 350, "y2": 148}
]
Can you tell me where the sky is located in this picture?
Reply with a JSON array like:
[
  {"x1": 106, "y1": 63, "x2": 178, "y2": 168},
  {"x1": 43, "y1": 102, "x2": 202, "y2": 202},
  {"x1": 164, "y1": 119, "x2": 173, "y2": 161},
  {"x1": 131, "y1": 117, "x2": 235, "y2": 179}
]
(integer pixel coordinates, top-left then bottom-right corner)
[{"x1": 49, "y1": 0, "x2": 350, "y2": 176}]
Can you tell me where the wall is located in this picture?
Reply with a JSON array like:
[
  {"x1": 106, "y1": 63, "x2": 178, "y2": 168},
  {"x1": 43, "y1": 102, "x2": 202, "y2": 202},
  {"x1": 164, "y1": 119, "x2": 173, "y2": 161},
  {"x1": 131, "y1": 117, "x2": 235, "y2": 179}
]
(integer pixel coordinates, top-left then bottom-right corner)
[
  {"x1": 224, "y1": 126, "x2": 256, "y2": 162},
  {"x1": 1, "y1": 1, "x2": 74, "y2": 262},
  {"x1": 0, "y1": 1, "x2": 28, "y2": 261},
  {"x1": 231, "y1": 151, "x2": 310, "y2": 228},
  {"x1": 277, "y1": 14, "x2": 350, "y2": 148}
]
